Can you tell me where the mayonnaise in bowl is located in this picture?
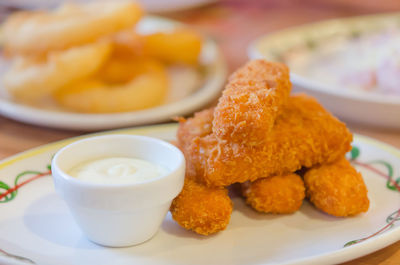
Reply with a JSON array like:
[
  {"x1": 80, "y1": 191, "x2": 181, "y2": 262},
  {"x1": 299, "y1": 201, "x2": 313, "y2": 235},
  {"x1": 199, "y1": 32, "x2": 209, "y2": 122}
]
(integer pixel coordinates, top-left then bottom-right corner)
[{"x1": 68, "y1": 157, "x2": 168, "y2": 185}]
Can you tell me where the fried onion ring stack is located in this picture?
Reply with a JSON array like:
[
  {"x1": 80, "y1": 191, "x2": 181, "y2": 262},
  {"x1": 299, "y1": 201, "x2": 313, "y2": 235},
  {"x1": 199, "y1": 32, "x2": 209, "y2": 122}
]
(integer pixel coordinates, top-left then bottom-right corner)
[{"x1": 1, "y1": 1, "x2": 203, "y2": 113}]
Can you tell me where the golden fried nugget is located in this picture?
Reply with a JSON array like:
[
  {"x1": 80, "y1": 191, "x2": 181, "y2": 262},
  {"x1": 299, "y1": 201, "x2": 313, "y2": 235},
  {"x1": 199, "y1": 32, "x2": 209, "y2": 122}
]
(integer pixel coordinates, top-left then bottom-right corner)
[
  {"x1": 213, "y1": 60, "x2": 291, "y2": 146},
  {"x1": 176, "y1": 108, "x2": 214, "y2": 181},
  {"x1": 241, "y1": 173, "x2": 305, "y2": 214},
  {"x1": 170, "y1": 178, "x2": 233, "y2": 235},
  {"x1": 178, "y1": 94, "x2": 352, "y2": 187},
  {"x1": 304, "y1": 157, "x2": 369, "y2": 217},
  {"x1": 177, "y1": 108, "x2": 214, "y2": 145}
]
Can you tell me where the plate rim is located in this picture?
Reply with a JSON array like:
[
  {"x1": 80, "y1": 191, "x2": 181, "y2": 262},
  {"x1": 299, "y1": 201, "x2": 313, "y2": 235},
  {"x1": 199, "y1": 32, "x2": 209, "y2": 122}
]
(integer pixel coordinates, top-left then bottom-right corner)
[
  {"x1": 0, "y1": 124, "x2": 400, "y2": 265},
  {"x1": 247, "y1": 12, "x2": 400, "y2": 105},
  {"x1": 0, "y1": 15, "x2": 228, "y2": 131}
]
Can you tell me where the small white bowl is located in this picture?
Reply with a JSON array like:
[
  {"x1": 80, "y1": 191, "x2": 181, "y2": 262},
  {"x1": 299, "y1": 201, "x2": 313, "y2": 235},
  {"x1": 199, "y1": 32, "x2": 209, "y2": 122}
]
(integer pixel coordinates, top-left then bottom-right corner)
[{"x1": 51, "y1": 135, "x2": 185, "y2": 247}]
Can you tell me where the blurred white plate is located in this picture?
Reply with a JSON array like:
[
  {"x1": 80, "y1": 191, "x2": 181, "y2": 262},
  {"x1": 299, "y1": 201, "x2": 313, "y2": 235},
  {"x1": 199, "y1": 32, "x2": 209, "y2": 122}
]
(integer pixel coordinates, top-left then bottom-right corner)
[
  {"x1": 0, "y1": 124, "x2": 399, "y2": 265},
  {"x1": 0, "y1": 16, "x2": 227, "y2": 130},
  {"x1": 248, "y1": 13, "x2": 400, "y2": 129}
]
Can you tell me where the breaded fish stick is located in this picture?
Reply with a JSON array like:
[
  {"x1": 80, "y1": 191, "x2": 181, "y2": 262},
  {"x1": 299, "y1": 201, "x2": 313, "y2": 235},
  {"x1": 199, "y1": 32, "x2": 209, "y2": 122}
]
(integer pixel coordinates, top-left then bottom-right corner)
[
  {"x1": 170, "y1": 177, "x2": 233, "y2": 235},
  {"x1": 304, "y1": 157, "x2": 369, "y2": 217},
  {"x1": 213, "y1": 60, "x2": 291, "y2": 146},
  {"x1": 241, "y1": 173, "x2": 305, "y2": 214},
  {"x1": 178, "y1": 94, "x2": 352, "y2": 187}
]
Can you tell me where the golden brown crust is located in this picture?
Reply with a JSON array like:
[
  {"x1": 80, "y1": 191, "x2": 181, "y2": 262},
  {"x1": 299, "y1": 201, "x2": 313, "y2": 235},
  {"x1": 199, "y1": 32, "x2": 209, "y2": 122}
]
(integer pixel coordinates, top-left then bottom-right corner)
[
  {"x1": 242, "y1": 173, "x2": 305, "y2": 214},
  {"x1": 304, "y1": 157, "x2": 369, "y2": 217},
  {"x1": 176, "y1": 108, "x2": 215, "y2": 180},
  {"x1": 213, "y1": 60, "x2": 291, "y2": 146},
  {"x1": 170, "y1": 178, "x2": 233, "y2": 235},
  {"x1": 179, "y1": 94, "x2": 353, "y2": 187},
  {"x1": 177, "y1": 108, "x2": 214, "y2": 148}
]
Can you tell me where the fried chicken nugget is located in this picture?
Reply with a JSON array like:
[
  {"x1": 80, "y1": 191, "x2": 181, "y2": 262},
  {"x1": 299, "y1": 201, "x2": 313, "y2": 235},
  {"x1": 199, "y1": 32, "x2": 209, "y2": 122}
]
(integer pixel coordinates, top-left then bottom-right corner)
[
  {"x1": 213, "y1": 60, "x2": 291, "y2": 146},
  {"x1": 241, "y1": 173, "x2": 305, "y2": 214},
  {"x1": 304, "y1": 157, "x2": 369, "y2": 217},
  {"x1": 176, "y1": 108, "x2": 214, "y2": 178},
  {"x1": 173, "y1": 117, "x2": 232, "y2": 235},
  {"x1": 170, "y1": 177, "x2": 233, "y2": 235},
  {"x1": 179, "y1": 94, "x2": 352, "y2": 187}
]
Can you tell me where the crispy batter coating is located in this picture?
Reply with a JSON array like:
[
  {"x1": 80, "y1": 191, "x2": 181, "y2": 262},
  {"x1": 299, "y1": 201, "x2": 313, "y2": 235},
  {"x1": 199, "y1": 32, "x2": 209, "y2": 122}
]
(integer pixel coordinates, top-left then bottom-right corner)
[
  {"x1": 304, "y1": 157, "x2": 369, "y2": 217},
  {"x1": 170, "y1": 178, "x2": 233, "y2": 235},
  {"x1": 213, "y1": 60, "x2": 291, "y2": 146},
  {"x1": 176, "y1": 108, "x2": 214, "y2": 179},
  {"x1": 177, "y1": 108, "x2": 214, "y2": 148},
  {"x1": 241, "y1": 173, "x2": 305, "y2": 214},
  {"x1": 178, "y1": 94, "x2": 352, "y2": 187}
]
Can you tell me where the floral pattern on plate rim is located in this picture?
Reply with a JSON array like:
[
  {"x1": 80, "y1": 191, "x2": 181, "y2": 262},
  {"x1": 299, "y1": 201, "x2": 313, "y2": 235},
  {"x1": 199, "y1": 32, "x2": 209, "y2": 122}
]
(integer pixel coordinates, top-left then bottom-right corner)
[{"x1": 0, "y1": 146, "x2": 399, "y2": 264}]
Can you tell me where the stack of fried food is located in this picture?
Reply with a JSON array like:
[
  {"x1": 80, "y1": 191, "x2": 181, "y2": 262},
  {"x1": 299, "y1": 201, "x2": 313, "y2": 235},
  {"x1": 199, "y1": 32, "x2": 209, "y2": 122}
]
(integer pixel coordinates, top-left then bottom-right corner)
[
  {"x1": 171, "y1": 60, "x2": 369, "y2": 235},
  {"x1": 1, "y1": 0, "x2": 202, "y2": 113}
]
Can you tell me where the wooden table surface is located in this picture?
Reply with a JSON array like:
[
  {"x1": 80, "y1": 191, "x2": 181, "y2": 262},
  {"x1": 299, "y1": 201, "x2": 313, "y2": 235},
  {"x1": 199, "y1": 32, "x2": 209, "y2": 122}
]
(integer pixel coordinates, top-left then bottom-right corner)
[{"x1": 0, "y1": 0, "x2": 399, "y2": 264}]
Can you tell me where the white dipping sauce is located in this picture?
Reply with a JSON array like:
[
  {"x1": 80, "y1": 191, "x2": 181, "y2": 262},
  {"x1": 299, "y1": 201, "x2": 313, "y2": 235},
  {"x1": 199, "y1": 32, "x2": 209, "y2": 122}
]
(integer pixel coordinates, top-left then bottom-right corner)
[{"x1": 68, "y1": 157, "x2": 168, "y2": 185}]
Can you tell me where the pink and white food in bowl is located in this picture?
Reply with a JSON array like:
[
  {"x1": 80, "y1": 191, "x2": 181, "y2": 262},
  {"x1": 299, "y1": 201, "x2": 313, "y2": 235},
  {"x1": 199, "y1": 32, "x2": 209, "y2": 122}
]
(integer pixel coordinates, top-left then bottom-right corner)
[{"x1": 248, "y1": 13, "x2": 400, "y2": 129}]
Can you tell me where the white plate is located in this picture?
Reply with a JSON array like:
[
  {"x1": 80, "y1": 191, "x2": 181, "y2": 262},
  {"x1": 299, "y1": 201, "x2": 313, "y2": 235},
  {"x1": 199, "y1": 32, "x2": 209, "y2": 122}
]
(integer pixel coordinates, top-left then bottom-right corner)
[
  {"x1": 0, "y1": 124, "x2": 399, "y2": 265},
  {"x1": 248, "y1": 13, "x2": 400, "y2": 129},
  {"x1": 0, "y1": 16, "x2": 227, "y2": 131}
]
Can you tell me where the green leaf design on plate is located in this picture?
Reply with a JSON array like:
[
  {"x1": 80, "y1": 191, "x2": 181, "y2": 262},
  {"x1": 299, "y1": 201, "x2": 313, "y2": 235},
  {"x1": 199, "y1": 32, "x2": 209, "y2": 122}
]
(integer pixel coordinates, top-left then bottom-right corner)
[
  {"x1": 0, "y1": 181, "x2": 16, "y2": 203},
  {"x1": 1, "y1": 169, "x2": 48, "y2": 203},
  {"x1": 368, "y1": 160, "x2": 398, "y2": 191},
  {"x1": 386, "y1": 210, "x2": 400, "y2": 223},
  {"x1": 350, "y1": 146, "x2": 360, "y2": 160},
  {"x1": 344, "y1": 155, "x2": 400, "y2": 248},
  {"x1": 344, "y1": 240, "x2": 360, "y2": 247},
  {"x1": 389, "y1": 177, "x2": 400, "y2": 192},
  {"x1": 0, "y1": 249, "x2": 36, "y2": 264},
  {"x1": 14, "y1": 171, "x2": 41, "y2": 187}
]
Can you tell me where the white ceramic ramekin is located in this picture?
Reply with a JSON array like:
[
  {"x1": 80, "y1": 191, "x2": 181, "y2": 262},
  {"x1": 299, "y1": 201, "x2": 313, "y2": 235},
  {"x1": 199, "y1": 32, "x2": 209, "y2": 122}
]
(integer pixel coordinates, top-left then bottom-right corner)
[{"x1": 51, "y1": 134, "x2": 185, "y2": 247}]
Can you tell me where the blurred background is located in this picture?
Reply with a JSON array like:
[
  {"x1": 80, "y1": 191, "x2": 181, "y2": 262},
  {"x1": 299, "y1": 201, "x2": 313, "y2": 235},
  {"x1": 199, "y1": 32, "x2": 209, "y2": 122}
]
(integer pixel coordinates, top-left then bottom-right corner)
[{"x1": 2, "y1": 0, "x2": 400, "y2": 71}]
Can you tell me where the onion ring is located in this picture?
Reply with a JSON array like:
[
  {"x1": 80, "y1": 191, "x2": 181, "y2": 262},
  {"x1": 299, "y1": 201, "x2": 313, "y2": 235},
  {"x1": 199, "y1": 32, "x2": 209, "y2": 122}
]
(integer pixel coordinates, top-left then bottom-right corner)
[
  {"x1": 2, "y1": 0, "x2": 142, "y2": 56},
  {"x1": 53, "y1": 60, "x2": 168, "y2": 113},
  {"x1": 3, "y1": 41, "x2": 112, "y2": 101},
  {"x1": 112, "y1": 29, "x2": 202, "y2": 65},
  {"x1": 96, "y1": 57, "x2": 157, "y2": 84}
]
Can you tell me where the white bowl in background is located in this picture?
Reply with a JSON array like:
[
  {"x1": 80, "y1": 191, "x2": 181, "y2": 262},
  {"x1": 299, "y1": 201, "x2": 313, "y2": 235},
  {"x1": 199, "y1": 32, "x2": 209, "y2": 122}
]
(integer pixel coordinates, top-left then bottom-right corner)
[{"x1": 248, "y1": 13, "x2": 400, "y2": 129}]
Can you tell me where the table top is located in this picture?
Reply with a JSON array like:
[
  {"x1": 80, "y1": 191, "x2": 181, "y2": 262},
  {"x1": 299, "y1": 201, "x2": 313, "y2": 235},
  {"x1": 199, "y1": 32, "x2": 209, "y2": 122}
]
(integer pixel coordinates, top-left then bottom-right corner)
[{"x1": 0, "y1": 1, "x2": 399, "y2": 264}]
